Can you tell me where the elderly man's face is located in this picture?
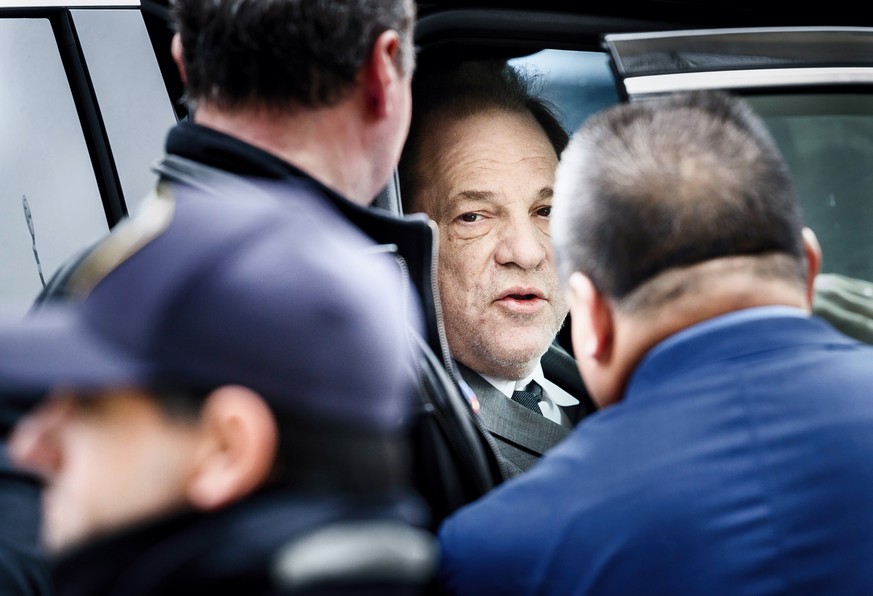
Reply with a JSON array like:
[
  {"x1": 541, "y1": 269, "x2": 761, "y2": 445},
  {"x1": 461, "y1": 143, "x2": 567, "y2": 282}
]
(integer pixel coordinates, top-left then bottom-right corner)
[
  {"x1": 9, "y1": 389, "x2": 201, "y2": 553},
  {"x1": 414, "y1": 109, "x2": 568, "y2": 380}
]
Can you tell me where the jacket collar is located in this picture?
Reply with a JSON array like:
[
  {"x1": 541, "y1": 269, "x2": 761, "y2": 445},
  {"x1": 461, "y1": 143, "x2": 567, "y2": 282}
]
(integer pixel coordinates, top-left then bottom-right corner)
[
  {"x1": 625, "y1": 308, "x2": 858, "y2": 403},
  {"x1": 51, "y1": 488, "x2": 419, "y2": 596}
]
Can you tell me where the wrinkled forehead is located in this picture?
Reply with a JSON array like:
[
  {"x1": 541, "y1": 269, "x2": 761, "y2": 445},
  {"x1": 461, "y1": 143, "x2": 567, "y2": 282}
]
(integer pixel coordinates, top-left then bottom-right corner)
[{"x1": 416, "y1": 109, "x2": 559, "y2": 217}]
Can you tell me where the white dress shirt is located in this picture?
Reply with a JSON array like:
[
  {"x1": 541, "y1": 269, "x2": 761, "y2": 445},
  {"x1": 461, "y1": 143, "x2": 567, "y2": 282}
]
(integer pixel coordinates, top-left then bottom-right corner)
[{"x1": 480, "y1": 360, "x2": 579, "y2": 427}]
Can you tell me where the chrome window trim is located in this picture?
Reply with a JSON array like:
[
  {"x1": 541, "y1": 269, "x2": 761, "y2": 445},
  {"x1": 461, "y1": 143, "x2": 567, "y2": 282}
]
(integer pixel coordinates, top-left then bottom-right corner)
[
  {"x1": 607, "y1": 25, "x2": 873, "y2": 43},
  {"x1": 624, "y1": 67, "x2": 873, "y2": 95}
]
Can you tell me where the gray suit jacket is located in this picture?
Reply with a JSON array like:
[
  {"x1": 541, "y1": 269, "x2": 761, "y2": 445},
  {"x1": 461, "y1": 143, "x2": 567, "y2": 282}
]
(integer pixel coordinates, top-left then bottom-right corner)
[{"x1": 455, "y1": 343, "x2": 593, "y2": 478}]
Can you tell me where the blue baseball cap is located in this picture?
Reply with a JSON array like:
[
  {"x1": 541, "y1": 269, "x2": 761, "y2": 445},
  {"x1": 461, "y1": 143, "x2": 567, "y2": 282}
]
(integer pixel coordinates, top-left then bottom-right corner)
[{"x1": 0, "y1": 179, "x2": 418, "y2": 433}]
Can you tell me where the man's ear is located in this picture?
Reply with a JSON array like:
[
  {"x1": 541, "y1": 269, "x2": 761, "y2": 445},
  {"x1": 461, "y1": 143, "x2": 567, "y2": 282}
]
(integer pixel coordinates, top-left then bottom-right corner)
[
  {"x1": 362, "y1": 29, "x2": 404, "y2": 119},
  {"x1": 802, "y1": 227, "x2": 823, "y2": 308},
  {"x1": 186, "y1": 386, "x2": 278, "y2": 511},
  {"x1": 171, "y1": 33, "x2": 188, "y2": 86},
  {"x1": 566, "y1": 272, "x2": 614, "y2": 363}
]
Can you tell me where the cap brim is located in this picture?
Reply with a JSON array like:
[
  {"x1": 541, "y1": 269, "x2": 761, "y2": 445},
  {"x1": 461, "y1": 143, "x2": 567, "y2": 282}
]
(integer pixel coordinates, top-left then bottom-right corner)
[{"x1": 0, "y1": 306, "x2": 150, "y2": 397}]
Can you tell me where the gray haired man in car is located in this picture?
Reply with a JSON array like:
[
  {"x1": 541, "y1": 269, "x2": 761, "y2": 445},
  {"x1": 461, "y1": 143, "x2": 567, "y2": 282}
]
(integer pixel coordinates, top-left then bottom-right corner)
[{"x1": 399, "y1": 60, "x2": 595, "y2": 478}]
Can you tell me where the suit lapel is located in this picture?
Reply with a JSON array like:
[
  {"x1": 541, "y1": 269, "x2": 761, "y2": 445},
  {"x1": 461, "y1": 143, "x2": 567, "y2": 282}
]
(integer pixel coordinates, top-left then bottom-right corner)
[
  {"x1": 541, "y1": 341, "x2": 596, "y2": 423},
  {"x1": 457, "y1": 363, "x2": 570, "y2": 457}
]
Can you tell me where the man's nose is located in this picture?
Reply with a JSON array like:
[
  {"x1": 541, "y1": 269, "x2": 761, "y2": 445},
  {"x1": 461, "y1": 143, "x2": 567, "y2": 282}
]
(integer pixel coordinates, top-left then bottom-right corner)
[
  {"x1": 494, "y1": 217, "x2": 548, "y2": 270},
  {"x1": 8, "y1": 399, "x2": 70, "y2": 479}
]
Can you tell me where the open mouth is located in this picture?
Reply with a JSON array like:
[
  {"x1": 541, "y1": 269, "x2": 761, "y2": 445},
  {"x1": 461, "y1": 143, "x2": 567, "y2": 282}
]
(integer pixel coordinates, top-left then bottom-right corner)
[
  {"x1": 498, "y1": 287, "x2": 545, "y2": 301},
  {"x1": 506, "y1": 293, "x2": 538, "y2": 301},
  {"x1": 496, "y1": 290, "x2": 545, "y2": 314}
]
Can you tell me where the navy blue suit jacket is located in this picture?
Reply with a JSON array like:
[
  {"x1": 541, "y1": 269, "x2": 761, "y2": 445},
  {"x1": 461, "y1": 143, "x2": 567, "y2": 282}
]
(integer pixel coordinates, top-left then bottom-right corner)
[{"x1": 438, "y1": 308, "x2": 873, "y2": 595}]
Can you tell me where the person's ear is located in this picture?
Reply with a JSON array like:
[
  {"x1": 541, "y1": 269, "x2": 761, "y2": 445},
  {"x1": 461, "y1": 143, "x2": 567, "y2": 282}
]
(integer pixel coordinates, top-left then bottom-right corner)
[
  {"x1": 186, "y1": 386, "x2": 278, "y2": 511},
  {"x1": 171, "y1": 33, "x2": 188, "y2": 86},
  {"x1": 566, "y1": 272, "x2": 614, "y2": 363},
  {"x1": 362, "y1": 29, "x2": 404, "y2": 119},
  {"x1": 802, "y1": 227, "x2": 822, "y2": 308}
]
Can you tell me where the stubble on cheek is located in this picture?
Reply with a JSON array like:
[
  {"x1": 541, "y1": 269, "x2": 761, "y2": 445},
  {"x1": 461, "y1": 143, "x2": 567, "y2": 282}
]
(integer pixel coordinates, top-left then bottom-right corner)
[
  {"x1": 437, "y1": 226, "x2": 568, "y2": 376},
  {"x1": 440, "y1": 269, "x2": 552, "y2": 378}
]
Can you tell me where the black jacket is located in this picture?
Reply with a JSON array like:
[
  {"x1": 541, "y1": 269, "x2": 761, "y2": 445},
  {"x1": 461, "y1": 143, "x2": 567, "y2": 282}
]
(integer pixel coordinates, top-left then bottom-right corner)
[
  {"x1": 51, "y1": 488, "x2": 432, "y2": 596},
  {"x1": 0, "y1": 445, "x2": 51, "y2": 596},
  {"x1": 0, "y1": 396, "x2": 51, "y2": 596}
]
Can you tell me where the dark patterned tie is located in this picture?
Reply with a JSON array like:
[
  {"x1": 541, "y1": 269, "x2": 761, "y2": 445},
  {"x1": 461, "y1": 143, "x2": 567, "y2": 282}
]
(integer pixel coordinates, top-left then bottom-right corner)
[{"x1": 512, "y1": 380, "x2": 543, "y2": 415}]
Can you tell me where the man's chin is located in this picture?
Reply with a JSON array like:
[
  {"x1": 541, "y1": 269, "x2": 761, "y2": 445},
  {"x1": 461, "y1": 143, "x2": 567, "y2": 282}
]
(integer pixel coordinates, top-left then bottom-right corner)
[
  {"x1": 497, "y1": 324, "x2": 557, "y2": 351},
  {"x1": 474, "y1": 340, "x2": 553, "y2": 379}
]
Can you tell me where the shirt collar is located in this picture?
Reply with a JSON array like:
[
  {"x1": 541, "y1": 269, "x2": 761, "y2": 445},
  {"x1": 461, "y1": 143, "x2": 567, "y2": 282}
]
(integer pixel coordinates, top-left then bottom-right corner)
[
  {"x1": 478, "y1": 361, "x2": 578, "y2": 406},
  {"x1": 480, "y1": 362, "x2": 539, "y2": 398}
]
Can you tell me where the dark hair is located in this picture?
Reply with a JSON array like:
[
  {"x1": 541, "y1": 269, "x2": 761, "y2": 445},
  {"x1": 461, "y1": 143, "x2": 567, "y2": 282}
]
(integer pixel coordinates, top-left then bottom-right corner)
[
  {"x1": 150, "y1": 386, "x2": 207, "y2": 421},
  {"x1": 265, "y1": 415, "x2": 410, "y2": 495},
  {"x1": 170, "y1": 0, "x2": 415, "y2": 111},
  {"x1": 552, "y1": 90, "x2": 807, "y2": 309},
  {"x1": 399, "y1": 59, "x2": 568, "y2": 213},
  {"x1": 151, "y1": 386, "x2": 409, "y2": 494}
]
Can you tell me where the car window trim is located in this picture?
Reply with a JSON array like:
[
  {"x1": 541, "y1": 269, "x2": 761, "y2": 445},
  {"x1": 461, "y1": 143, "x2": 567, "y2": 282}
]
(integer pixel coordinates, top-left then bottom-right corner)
[
  {"x1": 623, "y1": 67, "x2": 873, "y2": 96},
  {"x1": 51, "y1": 8, "x2": 127, "y2": 226}
]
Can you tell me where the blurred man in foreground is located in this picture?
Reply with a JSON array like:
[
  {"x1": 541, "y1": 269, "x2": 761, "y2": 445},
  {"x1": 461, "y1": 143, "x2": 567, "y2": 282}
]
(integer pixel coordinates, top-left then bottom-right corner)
[
  {"x1": 4, "y1": 182, "x2": 433, "y2": 594},
  {"x1": 437, "y1": 90, "x2": 873, "y2": 595}
]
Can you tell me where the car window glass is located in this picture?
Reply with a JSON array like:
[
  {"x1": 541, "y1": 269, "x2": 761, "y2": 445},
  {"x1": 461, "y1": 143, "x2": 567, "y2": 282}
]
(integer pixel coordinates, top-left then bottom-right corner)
[
  {"x1": 749, "y1": 94, "x2": 873, "y2": 283},
  {"x1": 509, "y1": 49, "x2": 619, "y2": 137},
  {"x1": 72, "y1": 9, "x2": 178, "y2": 217},
  {"x1": 0, "y1": 19, "x2": 108, "y2": 316}
]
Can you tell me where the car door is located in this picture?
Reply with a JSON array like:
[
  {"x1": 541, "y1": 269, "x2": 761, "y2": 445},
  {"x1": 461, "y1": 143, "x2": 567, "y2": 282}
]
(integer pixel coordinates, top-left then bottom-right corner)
[
  {"x1": 605, "y1": 27, "x2": 873, "y2": 340},
  {"x1": 0, "y1": 0, "x2": 178, "y2": 315}
]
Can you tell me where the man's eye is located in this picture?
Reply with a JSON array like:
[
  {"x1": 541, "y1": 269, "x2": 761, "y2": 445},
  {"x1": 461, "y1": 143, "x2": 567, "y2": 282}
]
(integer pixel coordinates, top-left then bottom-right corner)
[
  {"x1": 458, "y1": 213, "x2": 481, "y2": 223},
  {"x1": 536, "y1": 206, "x2": 552, "y2": 217}
]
